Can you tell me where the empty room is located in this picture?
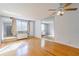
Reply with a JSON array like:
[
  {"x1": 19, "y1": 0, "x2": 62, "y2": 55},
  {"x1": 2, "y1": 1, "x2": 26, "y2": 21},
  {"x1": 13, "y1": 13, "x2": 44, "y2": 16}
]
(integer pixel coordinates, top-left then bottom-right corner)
[{"x1": 0, "y1": 3, "x2": 79, "y2": 56}]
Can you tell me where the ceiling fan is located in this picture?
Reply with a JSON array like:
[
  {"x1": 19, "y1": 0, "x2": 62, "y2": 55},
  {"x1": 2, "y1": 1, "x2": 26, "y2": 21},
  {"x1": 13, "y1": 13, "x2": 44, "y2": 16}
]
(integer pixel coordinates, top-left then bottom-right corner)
[{"x1": 48, "y1": 3, "x2": 78, "y2": 16}]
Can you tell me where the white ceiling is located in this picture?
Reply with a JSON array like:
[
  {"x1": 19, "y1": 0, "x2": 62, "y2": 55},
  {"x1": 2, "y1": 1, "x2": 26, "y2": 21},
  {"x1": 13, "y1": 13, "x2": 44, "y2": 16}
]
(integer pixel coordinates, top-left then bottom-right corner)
[
  {"x1": 41, "y1": 16, "x2": 55, "y2": 23},
  {"x1": 0, "y1": 3, "x2": 59, "y2": 20}
]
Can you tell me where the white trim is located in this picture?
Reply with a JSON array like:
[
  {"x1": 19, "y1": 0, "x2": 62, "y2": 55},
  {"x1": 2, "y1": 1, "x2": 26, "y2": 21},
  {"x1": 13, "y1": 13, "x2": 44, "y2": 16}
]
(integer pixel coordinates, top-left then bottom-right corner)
[{"x1": 54, "y1": 40, "x2": 79, "y2": 49}]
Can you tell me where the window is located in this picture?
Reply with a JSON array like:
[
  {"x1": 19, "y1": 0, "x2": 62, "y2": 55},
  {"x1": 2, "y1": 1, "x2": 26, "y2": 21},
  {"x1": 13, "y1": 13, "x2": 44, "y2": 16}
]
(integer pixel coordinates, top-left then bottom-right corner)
[
  {"x1": 41, "y1": 23, "x2": 49, "y2": 36},
  {"x1": 16, "y1": 20, "x2": 22, "y2": 31},
  {"x1": 16, "y1": 20, "x2": 28, "y2": 34},
  {"x1": 21, "y1": 21, "x2": 27, "y2": 31},
  {"x1": 3, "y1": 17, "x2": 13, "y2": 37},
  {"x1": 41, "y1": 24, "x2": 45, "y2": 33}
]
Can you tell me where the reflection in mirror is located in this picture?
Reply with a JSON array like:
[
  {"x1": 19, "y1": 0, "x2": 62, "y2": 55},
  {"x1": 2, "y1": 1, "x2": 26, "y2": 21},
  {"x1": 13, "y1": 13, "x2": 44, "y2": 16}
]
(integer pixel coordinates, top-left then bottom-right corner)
[{"x1": 41, "y1": 16, "x2": 55, "y2": 41}]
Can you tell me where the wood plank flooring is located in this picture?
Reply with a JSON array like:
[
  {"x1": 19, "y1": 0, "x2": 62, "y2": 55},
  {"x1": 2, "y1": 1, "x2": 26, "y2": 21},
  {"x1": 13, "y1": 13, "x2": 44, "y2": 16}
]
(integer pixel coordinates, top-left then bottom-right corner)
[
  {"x1": 44, "y1": 41, "x2": 79, "y2": 56},
  {"x1": 0, "y1": 37, "x2": 79, "y2": 56}
]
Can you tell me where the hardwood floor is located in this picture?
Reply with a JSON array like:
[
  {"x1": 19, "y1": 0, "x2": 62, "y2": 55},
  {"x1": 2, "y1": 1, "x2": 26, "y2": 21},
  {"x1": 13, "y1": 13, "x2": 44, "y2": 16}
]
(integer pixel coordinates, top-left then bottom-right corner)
[
  {"x1": 0, "y1": 37, "x2": 79, "y2": 56},
  {"x1": 44, "y1": 41, "x2": 79, "y2": 56},
  {"x1": 25, "y1": 38, "x2": 79, "y2": 56}
]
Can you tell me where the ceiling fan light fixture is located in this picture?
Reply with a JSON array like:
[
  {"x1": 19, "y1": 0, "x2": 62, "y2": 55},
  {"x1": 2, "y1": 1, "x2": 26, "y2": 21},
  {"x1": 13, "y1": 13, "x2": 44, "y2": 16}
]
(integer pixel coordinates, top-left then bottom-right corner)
[
  {"x1": 61, "y1": 11, "x2": 64, "y2": 14},
  {"x1": 57, "y1": 10, "x2": 64, "y2": 16},
  {"x1": 57, "y1": 11, "x2": 61, "y2": 15}
]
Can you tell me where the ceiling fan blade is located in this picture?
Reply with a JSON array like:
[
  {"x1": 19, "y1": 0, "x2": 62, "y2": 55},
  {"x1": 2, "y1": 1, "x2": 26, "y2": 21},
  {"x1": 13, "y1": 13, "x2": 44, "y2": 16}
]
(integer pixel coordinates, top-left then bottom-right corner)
[
  {"x1": 64, "y1": 3, "x2": 72, "y2": 8},
  {"x1": 48, "y1": 11, "x2": 57, "y2": 16},
  {"x1": 48, "y1": 9, "x2": 56, "y2": 11},
  {"x1": 49, "y1": 12, "x2": 57, "y2": 16},
  {"x1": 64, "y1": 8, "x2": 78, "y2": 11},
  {"x1": 52, "y1": 12, "x2": 57, "y2": 15}
]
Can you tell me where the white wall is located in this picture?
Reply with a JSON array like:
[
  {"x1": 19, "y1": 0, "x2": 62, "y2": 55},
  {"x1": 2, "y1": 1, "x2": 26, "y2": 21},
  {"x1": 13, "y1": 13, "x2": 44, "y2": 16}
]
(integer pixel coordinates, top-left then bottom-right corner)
[
  {"x1": 49, "y1": 22, "x2": 54, "y2": 36},
  {"x1": 29, "y1": 21, "x2": 35, "y2": 36},
  {"x1": 55, "y1": 4, "x2": 79, "y2": 48},
  {"x1": 35, "y1": 20, "x2": 41, "y2": 38},
  {"x1": 0, "y1": 17, "x2": 4, "y2": 43}
]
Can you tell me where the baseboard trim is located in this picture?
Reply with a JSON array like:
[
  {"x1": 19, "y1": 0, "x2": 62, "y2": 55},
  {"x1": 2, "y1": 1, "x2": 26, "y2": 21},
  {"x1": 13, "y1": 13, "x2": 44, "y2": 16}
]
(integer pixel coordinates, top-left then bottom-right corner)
[{"x1": 54, "y1": 41, "x2": 79, "y2": 49}]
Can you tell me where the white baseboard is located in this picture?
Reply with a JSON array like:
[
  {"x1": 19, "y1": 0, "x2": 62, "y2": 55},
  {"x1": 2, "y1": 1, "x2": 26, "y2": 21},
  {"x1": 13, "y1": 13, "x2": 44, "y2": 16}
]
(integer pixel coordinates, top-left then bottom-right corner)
[{"x1": 54, "y1": 40, "x2": 79, "y2": 49}]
